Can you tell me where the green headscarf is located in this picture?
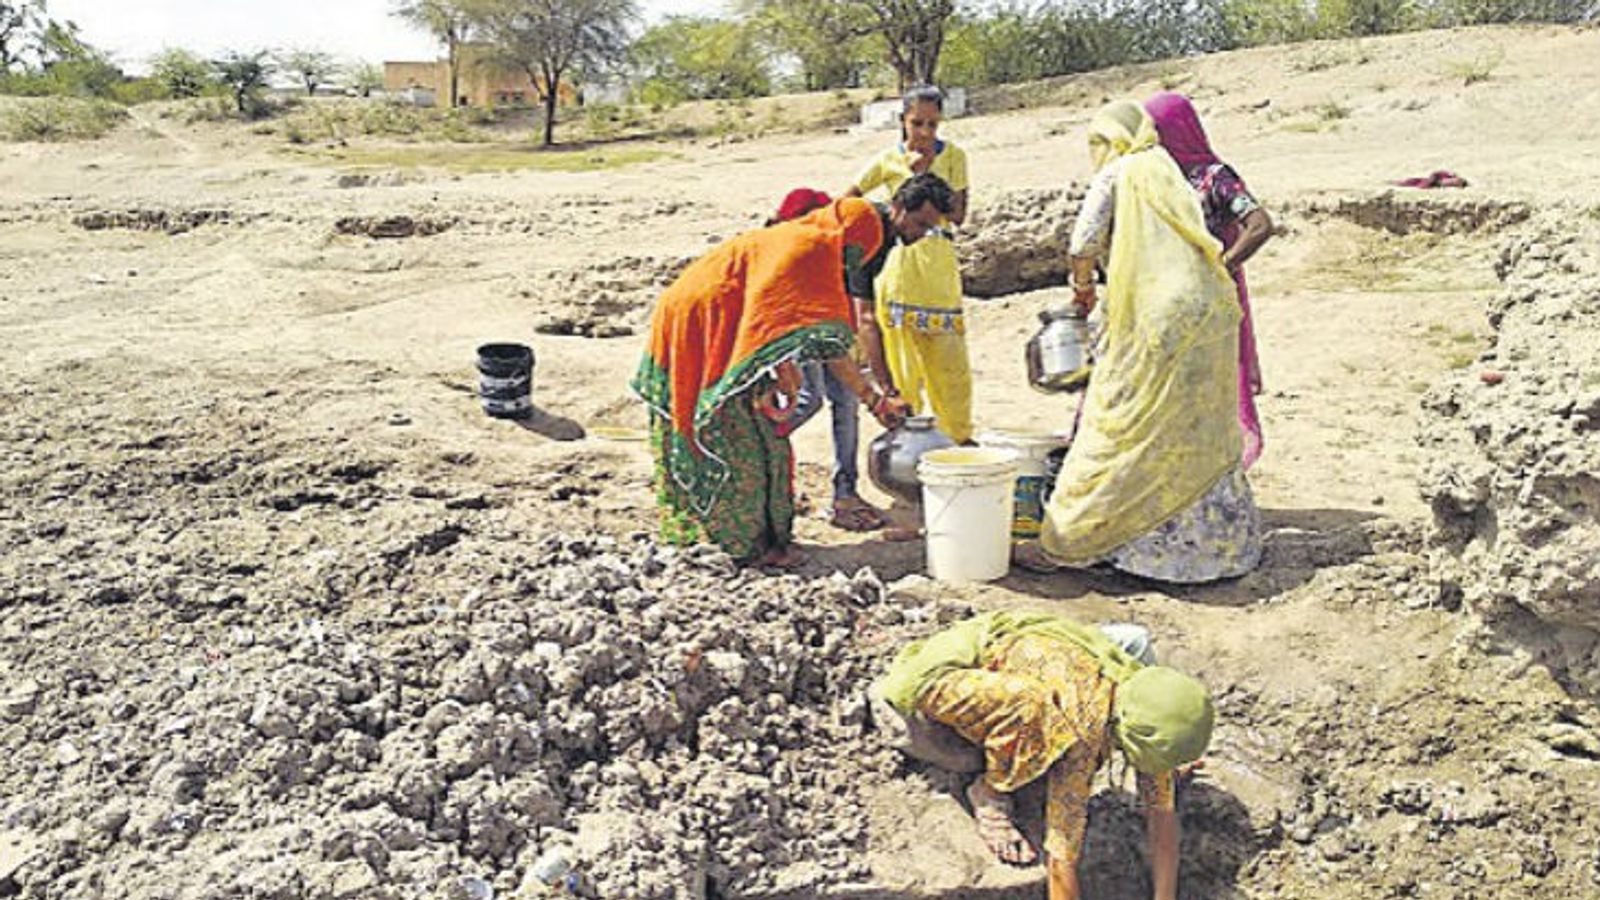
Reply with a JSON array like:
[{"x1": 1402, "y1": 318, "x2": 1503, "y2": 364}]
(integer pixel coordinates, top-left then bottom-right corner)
[
  {"x1": 873, "y1": 611, "x2": 1214, "y2": 775},
  {"x1": 1114, "y1": 665, "x2": 1215, "y2": 774}
]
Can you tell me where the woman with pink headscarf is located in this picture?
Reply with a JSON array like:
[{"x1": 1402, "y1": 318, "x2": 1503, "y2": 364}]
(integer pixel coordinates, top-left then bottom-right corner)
[{"x1": 1145, "y1": 93, "x2": 1273, "y2": 469}]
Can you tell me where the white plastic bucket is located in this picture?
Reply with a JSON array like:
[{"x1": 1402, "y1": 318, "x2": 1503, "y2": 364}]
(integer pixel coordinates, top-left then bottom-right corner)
[
  {"x1": 977, "y1": 430, "x2": 1071, "y2": 538},
  {"x1": 918, "y1": 447, "x2": 1020, "y2": 583}
]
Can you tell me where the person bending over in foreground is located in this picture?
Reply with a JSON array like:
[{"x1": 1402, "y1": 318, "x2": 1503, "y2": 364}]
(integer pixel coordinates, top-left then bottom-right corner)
[{"x1": 873, "y1": 611, "x2": 1213, "y2": 900}]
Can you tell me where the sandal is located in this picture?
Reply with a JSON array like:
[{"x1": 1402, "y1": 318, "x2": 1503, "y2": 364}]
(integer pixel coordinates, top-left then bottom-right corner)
[{"x1": 830, "y1": 497, "x2": 886, "y2": 532}]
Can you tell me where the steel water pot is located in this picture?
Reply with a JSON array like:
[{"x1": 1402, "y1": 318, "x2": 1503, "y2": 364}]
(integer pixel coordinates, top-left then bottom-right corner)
[
  {"x1": 868, "y1": 415, "x2": 956, "y2": 504},
  {"x1": 1025, "y1": 306, "x2": 1092, "y2": 393}
]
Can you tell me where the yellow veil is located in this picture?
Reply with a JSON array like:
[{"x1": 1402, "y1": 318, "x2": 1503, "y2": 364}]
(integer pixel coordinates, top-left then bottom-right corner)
[{"x1": 1041, "y1": 101, "x2": 1243, "y2": 563}]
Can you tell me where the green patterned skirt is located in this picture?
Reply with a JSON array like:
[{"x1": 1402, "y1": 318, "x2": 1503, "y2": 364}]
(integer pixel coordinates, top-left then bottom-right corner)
[{"x1": 652, "y1": 395, "x2": 795, "y2": 563}]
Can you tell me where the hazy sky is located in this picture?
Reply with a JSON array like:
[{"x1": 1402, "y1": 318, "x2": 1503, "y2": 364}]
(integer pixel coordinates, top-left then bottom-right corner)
[{"x1": 50, "y1": 0, "x2": 729, "y2": 71}]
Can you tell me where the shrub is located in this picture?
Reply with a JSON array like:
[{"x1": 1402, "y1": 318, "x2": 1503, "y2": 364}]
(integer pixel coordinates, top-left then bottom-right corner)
[
  {"x1": 1446, "y1": 48, "x2": 1504, "y2": 85},
  {"x1": 0, "y1": 97, "x2": 127, "y2": 142}
]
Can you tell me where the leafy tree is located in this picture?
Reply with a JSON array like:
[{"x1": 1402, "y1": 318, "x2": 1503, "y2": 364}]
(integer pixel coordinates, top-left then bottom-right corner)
[
  {"x1": 1220, "y1": 0, "x2": 1322, "y2": 45},
  {"x1": 150, "y1": 48, "x2": 212, "y2": 98},
  {"x1": 29, "y1": 16, "x2": 122, "y2": 97},
  {"x1": 631, "y1": 16, "x2": 771, "y2": 101},
  {"x1": 850, "y1": 0, "x2": 957, "y2": 92},
  {"x1": 938, "y1": 3, "x2": 1043, "y2": 86},
  {"x1": 212, "y1": 50, "x2": 273, "y2": 117},
  {"x1": 392, "y1": 0, "x2": 472, "y2": 106},
  {"x1": 0, "y1": 0, "x2": 44, "y2": 70},
  {"x1": 740, "y1": 0, "x2": 874, "y2": 90},
  {"x1": 278, "y1": 48, "x2": 339, "y2": 95},
  {"x1": 465, "y1": 0, "x2": 637, "y2": 146},
  {"x1": 348, "y1": 61, "x2": 386, "y2": 97},
  {"x1": 35, "y1": 15, "x2": 85, "y2": 65}
]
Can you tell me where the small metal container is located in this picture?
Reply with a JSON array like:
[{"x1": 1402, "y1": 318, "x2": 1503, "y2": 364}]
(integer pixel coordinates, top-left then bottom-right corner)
[
  {"x1": 1025, "y1": 306, "x2": 1092, "y2": 393},
  {"x1": 868, "y1": 415, "x2": 956, "y2": 504}
]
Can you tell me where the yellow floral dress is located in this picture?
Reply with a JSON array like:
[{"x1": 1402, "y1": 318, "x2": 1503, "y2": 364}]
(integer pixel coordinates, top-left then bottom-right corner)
[{"x1": 916, "y1": 633, "x2": 1175, "y2": 864}]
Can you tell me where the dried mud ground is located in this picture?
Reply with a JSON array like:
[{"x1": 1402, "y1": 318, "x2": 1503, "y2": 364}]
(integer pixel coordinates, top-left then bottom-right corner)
[{"x1": 4, "y1": 24, "x2": 1600, "y2": 900}]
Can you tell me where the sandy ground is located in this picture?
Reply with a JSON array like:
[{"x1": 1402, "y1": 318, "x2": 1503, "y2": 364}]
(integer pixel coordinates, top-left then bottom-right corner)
[{"x1": 4, "y1": 23, "x2": 1600, "y2": 900}]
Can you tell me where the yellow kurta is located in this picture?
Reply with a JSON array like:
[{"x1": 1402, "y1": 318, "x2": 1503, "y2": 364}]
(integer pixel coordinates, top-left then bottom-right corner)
[{"x1": 853, "y1": 142, "x2": 974, "y2": 442}]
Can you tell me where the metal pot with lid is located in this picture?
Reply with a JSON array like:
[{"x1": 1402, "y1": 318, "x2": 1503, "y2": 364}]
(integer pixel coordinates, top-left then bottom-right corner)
[
  {"x1": 868, "y1": 415, "x2": 956, "y2": 504},
  {"x1": 1026, "y1": 306, "x2": 1092, "y2": 393}
]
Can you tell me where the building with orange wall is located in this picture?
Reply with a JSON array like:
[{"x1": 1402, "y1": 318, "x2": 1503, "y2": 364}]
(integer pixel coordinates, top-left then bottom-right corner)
[{"x1": 383, "y1": 43, "x2": 578, "y2": 108}]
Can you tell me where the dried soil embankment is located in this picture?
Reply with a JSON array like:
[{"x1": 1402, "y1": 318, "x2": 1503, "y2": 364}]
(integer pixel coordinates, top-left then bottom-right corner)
[{"x1": 1419, "y1": 210, "x2": 1600, "y2": 694}]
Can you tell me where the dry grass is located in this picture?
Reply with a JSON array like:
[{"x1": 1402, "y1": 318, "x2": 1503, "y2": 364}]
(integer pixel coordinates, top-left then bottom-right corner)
[
  {"x1": 0, "y1": 96, "x2": 127, "y2": 142},
  {"x1": 285, "y1": 142, "x2": 677, "y2": 174}
]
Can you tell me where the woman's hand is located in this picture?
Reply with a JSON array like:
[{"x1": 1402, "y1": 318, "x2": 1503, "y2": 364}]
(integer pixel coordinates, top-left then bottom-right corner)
[
  {"x1": 753, "y1": 388, "x2": 787, "y2": 422},
  {"x1": 907, "y1": 145, "x2": 935, "y2": 175},
  {"x1": 1070, "y1": 253, "x2": 1099, "y2": 314},
  {"x1": 1072, "y1": 283, "x2": 1098, "y2": 314}
]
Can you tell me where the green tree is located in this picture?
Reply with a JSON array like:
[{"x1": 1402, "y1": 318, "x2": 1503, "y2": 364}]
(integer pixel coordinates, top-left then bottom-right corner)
[
  {"x1": 278, "y1": 48, "x2": 339, "y2": 95},
  {"x1": 938, "y1": 3, "x2": 1042, "y2": 86},
  {"x1": 851, "y1": 0, "x2": 957, "y2": 92},
  {"x1": 348, "y1": 61, "x2": 386, "y2": 97},
  {"x1": 631, "y1": 16, "x2": 771, "y2": 101},
  {"x1": 465, "y1": 0, "x2": 637, "y2": 146},
  {"x1": 32, "y1": 17, "x2": 122, "y2": 97},
  {"x1": 392, "y1": 0, "x2": 472, "y2": 106},
  {"x1": 1220, "y1": 0, "x2": 1321, "y2": 45},
  {"x1": 740, "y1": 0, "x2": 874, "y2": 90},
  {"x1": 150, "y1": 48, "x2": 211, "y2": 98},
  {"x1": 212, "y1": 50, "x2": 273, "y2": 116}
]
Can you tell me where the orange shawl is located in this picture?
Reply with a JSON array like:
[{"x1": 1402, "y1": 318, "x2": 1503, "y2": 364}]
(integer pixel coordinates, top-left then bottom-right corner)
[{"x1": 632, "y1": 198, "x2": 884, "y2": 511}]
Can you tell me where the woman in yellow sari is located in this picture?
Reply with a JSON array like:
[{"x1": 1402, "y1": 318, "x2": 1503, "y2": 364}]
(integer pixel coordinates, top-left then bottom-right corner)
[{"x1": 1022, "y1": 101, "x2": 1261, "y2": 582}]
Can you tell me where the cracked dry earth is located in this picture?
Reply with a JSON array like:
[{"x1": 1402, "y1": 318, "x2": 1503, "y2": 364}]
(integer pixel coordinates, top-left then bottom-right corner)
[{"x1": 5, "y1": 23, "x2": 1600, "y2": 900}]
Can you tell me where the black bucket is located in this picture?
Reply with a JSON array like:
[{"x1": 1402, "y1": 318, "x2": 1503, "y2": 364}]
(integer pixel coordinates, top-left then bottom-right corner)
[{"x1": 476, "y1": 343, "x2": 534, "y2": 419}]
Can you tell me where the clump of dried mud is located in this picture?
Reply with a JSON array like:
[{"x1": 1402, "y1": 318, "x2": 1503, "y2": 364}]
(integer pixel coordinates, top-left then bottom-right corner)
[
  {"x1": 524, "y1": 255, "x2": 693, "y2": 339},
  {"x1": 1420, "y1": 211, "x2": 1600, "y2": 695},
  {"x1": 0, "y1": 360, "x2": 997, "y2": 899},
  {"x1": 959, "y1": 187, "x2": 1086, "y2": 298}
]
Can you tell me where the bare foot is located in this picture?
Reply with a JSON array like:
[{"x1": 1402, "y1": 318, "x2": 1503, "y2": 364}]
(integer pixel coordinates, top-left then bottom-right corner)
[{"x1": 966, "y1": 779, "x2": 1038, "y2": 867}]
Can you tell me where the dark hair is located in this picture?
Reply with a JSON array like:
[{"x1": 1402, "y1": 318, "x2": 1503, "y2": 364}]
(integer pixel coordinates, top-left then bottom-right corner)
[
  {"x1": 893, "y1": 172, "x2": 954, "y2": 216},
  {"x1": 900, "y1": 85, "x2": 943, "y2": 141},
  {"x1": 902, "y1": 85, "x2": 944, "y2": 114}
]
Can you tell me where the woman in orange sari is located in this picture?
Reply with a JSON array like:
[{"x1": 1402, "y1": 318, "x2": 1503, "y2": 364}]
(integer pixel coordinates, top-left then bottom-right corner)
[{"x1": 632, "y1": 198, "x2": 906, "y2": 568}]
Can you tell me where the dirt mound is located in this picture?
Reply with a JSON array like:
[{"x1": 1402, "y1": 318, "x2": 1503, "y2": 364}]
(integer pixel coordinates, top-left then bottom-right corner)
[
  {"x1": 333, "y1": 215, "x2": 458, "y2": 239},
  {"x1": 525, "y1": 255, "x2": 693, "y2": 339},
  {"x1": 0, "y1": 362, "x2": 975, "y2": 898},
  {"x1": 1293, "y1": 192, "x2": 1534, "y2": 236},
  {"x1": 73, "y1": 208, "x2": 248, "y2": 234},
  {"x1": 1419, "y1": 214, "x2": 1600, "y2": 693},
  {"x1": 960, "y1": 187, "x2": 1085, "y2": 298}
]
